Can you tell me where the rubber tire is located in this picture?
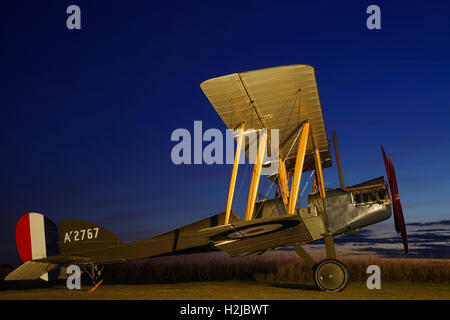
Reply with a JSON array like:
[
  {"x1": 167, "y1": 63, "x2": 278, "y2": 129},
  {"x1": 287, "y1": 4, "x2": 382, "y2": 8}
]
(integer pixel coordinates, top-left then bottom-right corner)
[{"x1": 313, "y1": 259, "x2": 350, "y2": 292}]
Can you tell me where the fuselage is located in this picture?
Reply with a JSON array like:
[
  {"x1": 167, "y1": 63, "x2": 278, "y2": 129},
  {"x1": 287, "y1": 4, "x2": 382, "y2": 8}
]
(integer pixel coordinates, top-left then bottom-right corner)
[{"x1": 308, "y1": 176, "x2": 392, "y2": 236}]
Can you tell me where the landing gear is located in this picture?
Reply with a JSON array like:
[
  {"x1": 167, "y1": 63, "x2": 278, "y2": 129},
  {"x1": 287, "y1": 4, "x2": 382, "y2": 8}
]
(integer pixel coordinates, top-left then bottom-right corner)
[
  {"x1": 294, "y1": 234, "x2": 350, "y2": 292},
  {"x1": 313, "y1": 259, "x2": 349, "y2": 292}
]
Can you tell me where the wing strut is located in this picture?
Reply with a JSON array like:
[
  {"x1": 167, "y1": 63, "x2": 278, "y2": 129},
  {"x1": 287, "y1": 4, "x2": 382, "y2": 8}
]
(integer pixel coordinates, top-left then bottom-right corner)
[
  {"x1": 225, "y1": 122, "x2": 245, "y2": 225},
  {"x1": 245, "y1": 129, "x2": 268, "y2": 220},
  {"x1": 314, "y1": 148, "x2": 326, "y2": 199},
  {"x1": 288, "y1": 120, "x2": 310, "y2": 214},
  {"x1": 278, "y1": 157, "x2": 290, "y2": 205}
]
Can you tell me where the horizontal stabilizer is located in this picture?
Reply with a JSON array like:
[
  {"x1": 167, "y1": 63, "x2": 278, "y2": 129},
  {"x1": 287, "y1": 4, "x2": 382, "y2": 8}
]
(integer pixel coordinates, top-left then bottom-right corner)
[
  {"x1": 34, "y1": 255, "x2": 92, "y2": 265},
  {"x1": 4, "y1": 260, "x2": 59, "y2": 281}
]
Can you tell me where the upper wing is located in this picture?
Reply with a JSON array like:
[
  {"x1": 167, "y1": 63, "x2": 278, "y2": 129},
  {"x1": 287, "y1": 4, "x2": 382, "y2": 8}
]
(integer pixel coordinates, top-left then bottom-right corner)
[
  {"x1": 198, "y1": 214, "x2": 313, "y2": 256},
  {"x1": 200, "y1": 64, "x2": 332, "y2": 173}
]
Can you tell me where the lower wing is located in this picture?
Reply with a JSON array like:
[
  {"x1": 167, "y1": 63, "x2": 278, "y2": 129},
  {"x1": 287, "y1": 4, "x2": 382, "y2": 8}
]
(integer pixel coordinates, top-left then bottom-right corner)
[{"x1": 198, "y1": 215, "x2": 313, "y2": 256}]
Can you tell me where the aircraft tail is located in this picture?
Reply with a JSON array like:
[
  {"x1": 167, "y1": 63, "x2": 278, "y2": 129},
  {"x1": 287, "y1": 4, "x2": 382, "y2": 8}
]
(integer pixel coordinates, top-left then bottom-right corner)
[
  {"x1": 14, "y1": 212, "x2": 60, "y2": 281},
  {"x1": 8, "y1": 210, "x2": 241, "y2": 280},
  {"x1": 8, "y1": 213, "x2": 122, "y2": 281},
  {"x1": 58, "y1": 219, "x2": 122, "y2": 257}
]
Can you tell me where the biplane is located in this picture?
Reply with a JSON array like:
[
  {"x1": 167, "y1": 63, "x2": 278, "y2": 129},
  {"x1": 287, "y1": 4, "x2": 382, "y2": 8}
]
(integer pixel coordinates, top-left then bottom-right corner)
[{"x1": 5, "y1": 64, "x2": 407, "y2": 292}]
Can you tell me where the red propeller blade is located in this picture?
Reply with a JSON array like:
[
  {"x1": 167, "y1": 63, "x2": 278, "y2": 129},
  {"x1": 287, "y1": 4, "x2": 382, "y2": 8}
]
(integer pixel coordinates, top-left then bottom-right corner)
[
  {"x1": 381, "y1": 145, "x2": 399, "y2": 233},
  {"x1": 380, "y1": 145, "x2": 408, "y2": 254},
  {"x1": 388, "y1": 155, "x2": 408, "y2": 253}
]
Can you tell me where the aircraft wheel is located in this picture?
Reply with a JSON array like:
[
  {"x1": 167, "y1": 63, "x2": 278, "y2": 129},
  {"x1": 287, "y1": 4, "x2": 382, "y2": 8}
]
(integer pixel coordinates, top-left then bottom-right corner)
[{"x1": 313, "y1": 259, "x2": 349, "y2": 292}]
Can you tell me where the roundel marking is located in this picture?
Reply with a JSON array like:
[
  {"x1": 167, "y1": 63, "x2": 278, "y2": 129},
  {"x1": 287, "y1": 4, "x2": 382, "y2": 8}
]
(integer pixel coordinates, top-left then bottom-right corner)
[
  {"x1": 210, "y1": 218, "x2": 301, "y2": 242},
  {"x1": 227, "y1": 223, "x2": 284, "y2": 239}
]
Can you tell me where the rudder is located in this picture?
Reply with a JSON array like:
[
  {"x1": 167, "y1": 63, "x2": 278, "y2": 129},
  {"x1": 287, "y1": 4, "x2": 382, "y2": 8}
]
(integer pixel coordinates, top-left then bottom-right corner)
[{"x1": 15, "y1": 212, "x2": 60, "y2": 281}]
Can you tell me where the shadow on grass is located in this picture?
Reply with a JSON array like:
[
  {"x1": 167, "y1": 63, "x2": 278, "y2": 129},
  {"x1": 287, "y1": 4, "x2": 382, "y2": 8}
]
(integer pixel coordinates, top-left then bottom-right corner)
[
  {"x1": 269, "y1": 281, "x2": 319, "y2": 291},
  {"x1": 0, "y1": 280, "x2": 60, "y2": 291},
  {"x1": 0, "y1": 279, "x2": 96, "y2": 292}
]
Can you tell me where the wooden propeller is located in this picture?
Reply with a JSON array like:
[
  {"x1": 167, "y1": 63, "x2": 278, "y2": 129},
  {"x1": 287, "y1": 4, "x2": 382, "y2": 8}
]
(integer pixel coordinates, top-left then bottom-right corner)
[{"x1": 381, "y1": 145, "x2": 408, "y2": 254}]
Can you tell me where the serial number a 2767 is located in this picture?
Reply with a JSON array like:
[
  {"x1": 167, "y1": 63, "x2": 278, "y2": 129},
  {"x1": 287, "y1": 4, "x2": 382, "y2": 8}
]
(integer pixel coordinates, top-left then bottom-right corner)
[{"x1": 64, "y1": 228, "x2": 99, "y2": 243}]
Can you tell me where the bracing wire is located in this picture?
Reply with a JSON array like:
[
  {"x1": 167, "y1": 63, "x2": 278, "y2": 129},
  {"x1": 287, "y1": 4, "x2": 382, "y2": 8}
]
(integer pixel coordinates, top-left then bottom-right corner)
[
  {"x1": 298, "y1": 170, "x2": 315, "y2": 207},
  {"x1": 231, "y1": 89, "x2": 306, "y2": 218},
  {"x1": 233, "y1": 160, "x2": 250, "y2": 218}
]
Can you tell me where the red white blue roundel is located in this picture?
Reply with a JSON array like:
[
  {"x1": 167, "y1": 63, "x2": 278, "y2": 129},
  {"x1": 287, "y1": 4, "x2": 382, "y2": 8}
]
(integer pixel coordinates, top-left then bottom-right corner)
[
  {"x1": 211, "y1": 219, "x2": 300, "y2": 241},
  {"x1": 15, "y1": 212, "x2": 60, "y2": 281}
]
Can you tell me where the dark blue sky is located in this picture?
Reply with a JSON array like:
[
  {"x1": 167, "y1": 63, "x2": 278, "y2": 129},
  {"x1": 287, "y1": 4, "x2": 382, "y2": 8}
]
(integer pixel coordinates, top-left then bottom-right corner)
[{"x1": 1, "y1": 1, "x2": 449, "y2": 265}]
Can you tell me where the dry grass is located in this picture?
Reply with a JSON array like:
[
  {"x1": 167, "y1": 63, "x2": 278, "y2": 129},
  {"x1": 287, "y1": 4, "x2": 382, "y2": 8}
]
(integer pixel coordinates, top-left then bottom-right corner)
[
  {"x1": 1, "y1": 281, "x2": 449, "y2": 300},
  {"x1": 100, "y1": 251, "x2": 450, "y2": 284},
  {"x1": 1, "y1": 253, "x2": 448, "y2": 300}
]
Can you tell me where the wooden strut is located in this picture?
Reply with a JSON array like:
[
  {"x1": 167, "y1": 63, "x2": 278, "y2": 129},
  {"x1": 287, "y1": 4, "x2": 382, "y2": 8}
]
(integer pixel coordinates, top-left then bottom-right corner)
[
  {"x1": 245, "y1": 129, "x2": 268, "y2": 220},
  {"x1": 225, "y1": 122, "x2": 245, "y2": 225},
  {"x1": 314, "y1": 138, "x2": 335, "y2": 259},
  {"x1": 278, "y1": 157, "x2": 289, "y2": 205},
  {"x1": 294, "y1": 244, "x2": 316, "y2": 267},
  {"x1": 314, "y1": 148, "x2": 326, "y2": 199},
  {"x1": 288, "y1": 121, "x2": 310, "y2": 215},
  {"x1": 312, "y1": 175, "x2": 318, "y2": 193}
]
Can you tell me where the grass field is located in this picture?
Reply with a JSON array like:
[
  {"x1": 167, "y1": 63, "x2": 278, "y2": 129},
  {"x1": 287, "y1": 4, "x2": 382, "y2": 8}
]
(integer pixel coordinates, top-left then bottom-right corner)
[
  {"x1": 1, "y1": 252, "x2": 448, "y2": 300},
  {"x1": 0, "y1": 280, "x2": 449, "y2": 300},
  {"x1": 99, "y1": 252, "x2": 450, "y2": 283}
]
